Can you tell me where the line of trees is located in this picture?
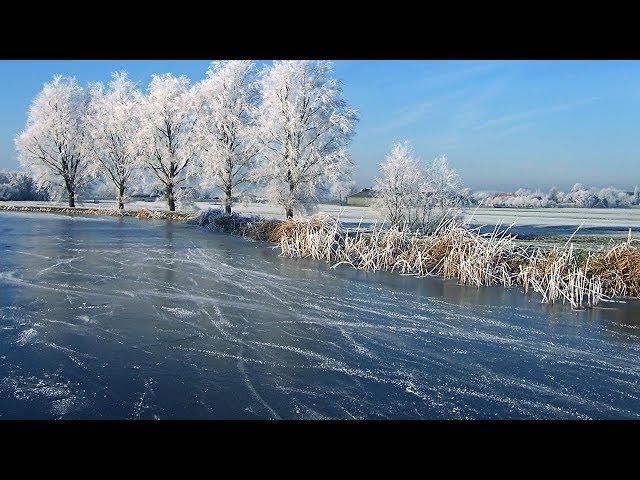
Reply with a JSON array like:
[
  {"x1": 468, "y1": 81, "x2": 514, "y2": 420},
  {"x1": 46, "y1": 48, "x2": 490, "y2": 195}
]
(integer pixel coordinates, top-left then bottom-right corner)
[
  {"x1": 12, "y1": 61, "x2": 640, "y2": 224},
  {"x1": 15, "y1": 60, "x2": 358, "y2": 218},
  {"x1": 472, "y1": 184, "x2": 640, "y2": 208}
]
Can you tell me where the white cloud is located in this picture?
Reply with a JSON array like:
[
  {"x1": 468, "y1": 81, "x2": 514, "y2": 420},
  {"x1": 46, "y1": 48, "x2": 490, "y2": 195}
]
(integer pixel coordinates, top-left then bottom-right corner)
[{"x1": 473, "y1": 96, "x2": 600, "y2": 132}]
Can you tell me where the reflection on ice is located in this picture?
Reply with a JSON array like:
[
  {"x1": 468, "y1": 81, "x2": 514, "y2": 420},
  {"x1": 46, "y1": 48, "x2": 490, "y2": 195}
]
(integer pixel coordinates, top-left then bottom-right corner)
[{"x1": 1, "y1": 211, "x2": 640, "y2": 419}]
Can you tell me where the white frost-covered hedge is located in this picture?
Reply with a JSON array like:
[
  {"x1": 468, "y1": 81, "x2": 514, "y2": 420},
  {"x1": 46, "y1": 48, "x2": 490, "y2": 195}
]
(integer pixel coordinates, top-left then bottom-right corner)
[
  {"x1": 189, "y1": 208, "x2": 257, "y2": 234},
  {"x1": 472, "y1": 184, "x2": 639, "y2": 209},
  {"x1": 0, "y1": 170, "x2": 49, "y2": 201}
]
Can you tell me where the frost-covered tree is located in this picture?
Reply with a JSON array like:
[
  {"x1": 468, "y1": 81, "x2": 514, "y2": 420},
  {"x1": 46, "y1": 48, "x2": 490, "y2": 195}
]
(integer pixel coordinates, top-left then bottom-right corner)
[
  {"x1": 548, "y1": 186, "x2": 566, "y2": 205},
  {"x1": 330, "y1": 178, "x2": 356, "y2": 204},
  {"x1": 15, "y1": 76, "x2": 91, "y2": 207},
  {"x1": 473, "y1": 184, "x2": 635, "y2": 209},
  {"x1": 254, "y1": 60, "x2": 358, "y2": 218},
  {"x1": 617, "y1": 190, "x2": 633, "y2": 207},
  {"x1": 596, "y1": 187, "x2": 632, "y2": 208},
  {"x1": 0, "y1": 170, "x2": 49, "y2": 201},
  {"x1": 86, "y1": 72, "x2": 144, "y2": 210},
  {"x1": 459, "y1": 187, "x2": 472, "y2": 206},
  {"x1": 427, "y1": 154, "x2": 463, "y2": 208},
  {"x1": 373, "y1": 144, "x2": 466, "y2": 228},
  {"x1": 414, "y1": 181, "x2": 441, "y2": 228},
  {"x1": 570, "y1": 185, "x2": 598, "y2": 208},
  {"x1": 193, "y1": 61, "x2": 259, "y2": 214},
  {"x1": 634, "y1": 186, "x2": 640, "y2": 205},
  {"x1": 139, "y1": 74, "x2": 197, "y2": 211},
  {"x1": 373, "y1": 142, "x2": 423, "y2": 226},
  {"x1": 597, "y1": 187, "x2": 618, "y2": 208}
]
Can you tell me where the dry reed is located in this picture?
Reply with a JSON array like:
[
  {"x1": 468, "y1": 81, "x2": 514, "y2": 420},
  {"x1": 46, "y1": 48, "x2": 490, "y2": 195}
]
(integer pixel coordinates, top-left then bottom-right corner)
[
  {"x1": 135, "y1": 207, "x2": 640, "y2": 310},
  {"x1": 266, "y1": 212, "x2": 640, "y2": 309}
]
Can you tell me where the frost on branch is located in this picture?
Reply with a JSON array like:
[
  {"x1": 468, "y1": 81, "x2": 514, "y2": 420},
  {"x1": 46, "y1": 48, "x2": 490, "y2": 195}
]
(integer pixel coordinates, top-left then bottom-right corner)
[
  {"x1": 138, "y1": 73, "x2": 197, "y2": 212},
  {"x1": 374, "y1": 143, "x2": 465, "y2": 229},
  {"x1": 15, "y1": 76, "x2": 92, "y2": 207},
  {"x1": 86, "y1": 72, "x2": 144, "y2": 210},
  {"x1": 192, "y1": 61, "x2": 259, "y2": 214},
  {"x1": 373, "y1": 141, "x2": 423, "y2": 227},
  {"x1": 253, "y1": 60, "x2": 358, "y2": 218},
  {"x1": 427, "y1": 154, "x2": 463, "y2": 209},
  {"x1": 330, "y1": 177, "x2": 357, "y2": 204}
]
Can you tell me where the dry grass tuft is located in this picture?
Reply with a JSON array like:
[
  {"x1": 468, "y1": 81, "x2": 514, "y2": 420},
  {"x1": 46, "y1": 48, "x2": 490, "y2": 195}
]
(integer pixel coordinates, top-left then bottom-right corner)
[
  {"x1": 245, "y1": 219, "x2": 286, "y2": 242},
  {"x1": 267, "y1": 213, "x2": 640, "y2": 309},
  {"x1": 518, "y1": 245, "x2": 604, "y2": 309},
  {"x1": 170, "y1": 207, "x2": 640, "y2": 310},
  {"x1": 135, "y1": 208, "x2": 152, "y2": 219},
  {"x1": 585, "y1": 237, "x2": 640, "y2": 297}
]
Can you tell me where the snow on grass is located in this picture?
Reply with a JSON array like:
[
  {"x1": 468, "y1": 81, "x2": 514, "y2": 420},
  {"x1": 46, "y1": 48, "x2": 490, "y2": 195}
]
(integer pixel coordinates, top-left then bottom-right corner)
[{"x1": 3, "y1": 200, "x2": 640, "y2": 232}]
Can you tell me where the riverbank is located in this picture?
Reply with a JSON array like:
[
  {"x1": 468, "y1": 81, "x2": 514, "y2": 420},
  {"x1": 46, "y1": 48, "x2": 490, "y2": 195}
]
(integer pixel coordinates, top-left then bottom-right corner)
[
  {"x1": 187, "y1": 208, "x2": 640, "y2": 309},
  {"x1": 0, "y1": 203, "x2": 194, "y2": 221},
  {"x1": 3, "y1": 203, "x2": 640, "y2": 310},
  {"x1": 4, "y1": 200, "x2": 640, "y2": 234}
]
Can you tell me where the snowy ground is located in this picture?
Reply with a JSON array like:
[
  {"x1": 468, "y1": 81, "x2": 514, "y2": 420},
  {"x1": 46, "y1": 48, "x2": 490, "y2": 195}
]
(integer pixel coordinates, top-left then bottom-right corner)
[{"x1": 3, "y1": 200, "x2": 640, "y2": 237}]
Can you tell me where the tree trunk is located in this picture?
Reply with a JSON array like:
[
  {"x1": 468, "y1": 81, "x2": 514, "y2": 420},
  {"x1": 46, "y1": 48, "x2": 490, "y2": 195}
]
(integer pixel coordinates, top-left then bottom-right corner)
[
  {"x1": 224, "y1": 185, "x2": 232, "y2": 215},
  {"x1": 167, "y1": 185, "x2": 176, "y2": 212},
  {"x1": 286, "y1": 179, "x2": 294, "y2": 219},
  {"x1": 118, "y1": 184, "x2": 125, "y2": 210},
  {"x1": 67, "y1": 186, "x2": 75, "y2": 207},
  {"x1": 65, "y1": 178, "x2": 75, "y2": 207}
]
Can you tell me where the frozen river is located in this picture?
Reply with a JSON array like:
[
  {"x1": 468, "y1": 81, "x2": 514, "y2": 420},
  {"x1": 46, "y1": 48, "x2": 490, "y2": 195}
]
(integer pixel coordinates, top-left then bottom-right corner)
[{"x1": 1, "y1": 211, "x2": 640, "y2": 419}]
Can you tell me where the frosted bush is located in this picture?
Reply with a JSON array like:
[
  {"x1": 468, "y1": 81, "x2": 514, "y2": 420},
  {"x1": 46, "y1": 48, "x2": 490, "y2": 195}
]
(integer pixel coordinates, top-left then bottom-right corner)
[
  {"x1": 373, "y1": 142, "x2": 465, "y2": 230},
  {"x1": 190, "y1": 208, "x2": 256, "y2": 234},
  {"x1": 473, "y1": 184, "x2": 634, "y2": 209},
  {"x1": 0, "y1": 171, "x2": 49, "y2": 201}
]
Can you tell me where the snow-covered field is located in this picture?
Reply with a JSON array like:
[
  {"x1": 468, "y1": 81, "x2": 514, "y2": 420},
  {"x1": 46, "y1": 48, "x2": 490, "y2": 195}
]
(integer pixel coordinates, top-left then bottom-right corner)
[
  {"x1": 3, "y1": 200, "x2": 640, "y2": 234},
  {"x1": 227, "y1": 203, "x2": 640, "y2": 233},
  {"x1": 462, "y1": 206, "x2": 640, "y2": 229}
]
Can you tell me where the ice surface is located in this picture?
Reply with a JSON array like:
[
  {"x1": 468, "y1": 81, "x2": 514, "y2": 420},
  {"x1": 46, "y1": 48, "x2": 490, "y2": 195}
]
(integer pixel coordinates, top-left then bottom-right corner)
[{"x1": 1, "y1": 211, "x2": 640, "y2": 419}]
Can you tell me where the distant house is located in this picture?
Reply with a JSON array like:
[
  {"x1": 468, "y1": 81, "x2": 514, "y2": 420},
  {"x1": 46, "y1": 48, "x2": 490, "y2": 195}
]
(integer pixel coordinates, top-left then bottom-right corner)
[{"x1": 346, "y1": 188, "x2": 374, "y2": 207}]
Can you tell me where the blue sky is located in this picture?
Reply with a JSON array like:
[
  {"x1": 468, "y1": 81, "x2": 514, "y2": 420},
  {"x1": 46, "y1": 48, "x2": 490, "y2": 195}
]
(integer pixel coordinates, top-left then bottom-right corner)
[{"x1": 1, "y1": 60, "x2": 639, "y2": 191}]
